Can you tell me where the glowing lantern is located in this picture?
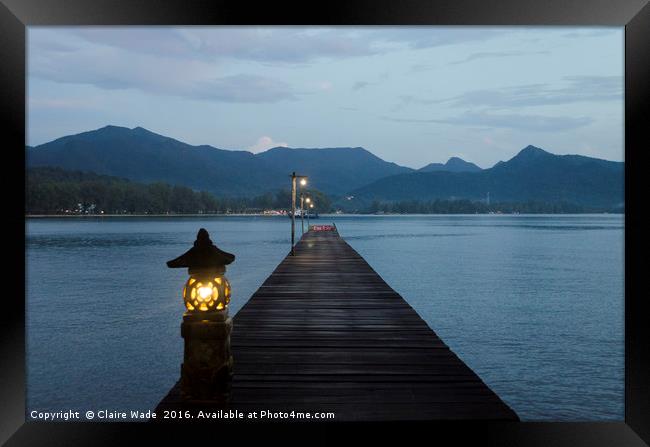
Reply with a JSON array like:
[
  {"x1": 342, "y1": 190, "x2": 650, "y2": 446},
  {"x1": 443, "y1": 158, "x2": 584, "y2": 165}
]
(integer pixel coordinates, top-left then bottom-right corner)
[
  {"x1": 182, "y1": 275, "x2": 232, "y2": 312},
  {"x1": 167, "y1": 228, "x2": 235, "y2": 313}
]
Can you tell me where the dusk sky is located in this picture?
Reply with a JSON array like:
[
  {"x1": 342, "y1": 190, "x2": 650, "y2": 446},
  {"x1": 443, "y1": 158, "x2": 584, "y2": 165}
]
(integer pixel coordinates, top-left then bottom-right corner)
[{"x1": 27, "y1": 26, "x2": 623, "y2": 169}]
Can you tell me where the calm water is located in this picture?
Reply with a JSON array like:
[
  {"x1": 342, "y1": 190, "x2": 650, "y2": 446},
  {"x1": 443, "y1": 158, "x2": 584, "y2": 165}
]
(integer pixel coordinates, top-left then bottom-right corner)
[{"x1": 26, "y1": 215, "x2": 624, "y2": 421}]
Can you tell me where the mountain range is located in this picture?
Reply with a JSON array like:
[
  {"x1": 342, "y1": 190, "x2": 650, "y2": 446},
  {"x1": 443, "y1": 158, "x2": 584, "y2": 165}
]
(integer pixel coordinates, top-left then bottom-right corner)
[
  {"x1": 26, "y1": 126, "x2": 624, "y2": 211},
  {"x1": 26, "y1": 126, "x2": 411, "y2": 197},
  {"x1": 345, "y1": 145, "x2": 624, "y2": 210}
]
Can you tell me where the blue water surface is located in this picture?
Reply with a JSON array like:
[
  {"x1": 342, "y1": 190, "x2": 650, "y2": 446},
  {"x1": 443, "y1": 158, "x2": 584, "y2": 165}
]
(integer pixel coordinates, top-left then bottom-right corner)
[{"x1": 26, "y1": 214, "x2": 624, "y2": 421}]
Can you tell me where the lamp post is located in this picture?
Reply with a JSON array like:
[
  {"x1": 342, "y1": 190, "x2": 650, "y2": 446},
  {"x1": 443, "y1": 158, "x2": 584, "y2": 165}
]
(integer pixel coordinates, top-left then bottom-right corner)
[
  {"x1": 167, "y1": 228, "x2": 235, "y2": 402},
  {"x1": 308, "y1": 202, "x2": 314, "y2": 229},
  {"x1": 290, "y1": 172, "x2": 307, "y2": 255},
  {"x1": 305, "y1": 197, "x2": 312, "y2": 229},
  {"x1": 300, "y1": 194, "x2": 303, "y2": 235}
]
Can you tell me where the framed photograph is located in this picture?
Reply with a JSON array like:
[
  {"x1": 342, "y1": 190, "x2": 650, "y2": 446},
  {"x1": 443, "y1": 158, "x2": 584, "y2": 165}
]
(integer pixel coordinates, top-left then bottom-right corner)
[{"x1": 3, "y1": 0, "x2": 649, "y2": 444}]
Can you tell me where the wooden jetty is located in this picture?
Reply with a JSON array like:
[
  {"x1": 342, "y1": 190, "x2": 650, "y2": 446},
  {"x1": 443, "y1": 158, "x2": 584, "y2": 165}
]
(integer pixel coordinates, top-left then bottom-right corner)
[{"x1": 157, "y1": 227, "x2": 518, "y2": 421}]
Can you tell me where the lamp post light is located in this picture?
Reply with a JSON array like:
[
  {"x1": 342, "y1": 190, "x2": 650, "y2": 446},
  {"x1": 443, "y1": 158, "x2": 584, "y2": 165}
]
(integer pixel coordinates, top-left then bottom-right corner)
[
  {"x1": 305, "y1": 197, "x2": 312, "y2": 229},
  {"x1": 290, "y1": 172, "x2": 307, "y2": 255},
  {"x1": 167, "y1": 228, "x2": 235, "y2": 402}
]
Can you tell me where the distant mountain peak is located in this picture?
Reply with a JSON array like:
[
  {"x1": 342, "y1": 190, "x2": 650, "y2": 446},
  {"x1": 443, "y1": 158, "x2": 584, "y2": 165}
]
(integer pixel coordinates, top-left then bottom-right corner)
[
  {"x1": 498, "y1": 145, "x2": 554, "y2": 166},
  {"x1": 419, "y1": 156, "x2": 481, "y2": 173},
  {"x1": 518, "y1": 145, "x2": 549, "y2": 156},
  {"x1": 445, "y1": 157, "x2": 480, "y2": 168},
  {"x1": 96, "y1": 124, "x2": 130, "y2": 133},
  {"x1": 92, "y1": 125, "x2": 160, "y2": 138}
]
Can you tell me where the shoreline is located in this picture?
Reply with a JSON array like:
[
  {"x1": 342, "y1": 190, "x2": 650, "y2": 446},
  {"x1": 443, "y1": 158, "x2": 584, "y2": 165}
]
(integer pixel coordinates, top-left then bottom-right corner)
[
  {"x1": 25, "y1": 213, "x2": 286, "y2": 218},
  {"x1": 25, "y1": 212, "x2": 623, "y2": 218}
]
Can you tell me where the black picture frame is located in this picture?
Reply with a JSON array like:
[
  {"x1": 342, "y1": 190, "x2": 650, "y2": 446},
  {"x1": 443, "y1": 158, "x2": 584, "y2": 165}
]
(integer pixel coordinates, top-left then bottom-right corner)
[{"x1": 3, "y1": 0, "x2": 648, "y2": 445}]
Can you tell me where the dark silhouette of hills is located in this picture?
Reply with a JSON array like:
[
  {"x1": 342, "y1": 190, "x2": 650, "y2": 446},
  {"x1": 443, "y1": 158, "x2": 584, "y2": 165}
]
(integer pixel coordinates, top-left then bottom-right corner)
[
  {"x1": 26, "y1": 125, "x2": 412, "y2": 196},
  {"x1": 419, "y1": 157, "x2": 482, "y2": 173},
  {"x1": 256, "y1": 146, "x2": 412, "y2": 195},
  {"x1": 27, "y1": 127, "x2": 624, "y2": 211},
  {"x1": 344, "y1": 145, "x2": 624, "y2": 210}
]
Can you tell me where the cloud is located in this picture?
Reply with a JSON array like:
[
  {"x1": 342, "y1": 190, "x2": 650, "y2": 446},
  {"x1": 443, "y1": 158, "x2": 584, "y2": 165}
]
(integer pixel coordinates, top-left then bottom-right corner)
[
  {"x1": 376, "y1": 28, "x2": 508, "y2": 50},
  {"x1": 391, "y1": 94, "x2": 442, "y2": 112},
  {"x1": 450, "y1": 50, "x2": 549, "y2": 65},
  {"x1": 562, "y1": 29, "x2": 619, "y2": 39},
  {"x1": 352, "y1": 81, "x2": 371, "y2": 91},
  {"x1": 26, "y1": 27, "x2": 540, "y2": 105},
  {"x1": 248, "y1": 136, "x2": 288, "y2": 153},
  {"x1": 28, "y1": 98, "x2": 99, "y2": 110},
  {"x1": 317, "y1": 81, "x2": 333, "y2": 91},
  {"x1": 29, "y1": 42, "x2": 298, "y2": 103},
  {"x1": 381, "y1": 111, "x2": 593, "y2": 132},
  {"x1": 60, "y1": 28, "x2": 383, "y2": 64},
  {"x1": 392, "y1": 76, "x2": 622, "y2": 114},
  {"x1": 438, "y1": 76, "x2": 623, "y2": 108},
  {"x1": 195, "y1": 75, "x2": 297, "y2": 103},
  {"x1": 32, "y1": 27, "x2": 513, "y2": 67}
]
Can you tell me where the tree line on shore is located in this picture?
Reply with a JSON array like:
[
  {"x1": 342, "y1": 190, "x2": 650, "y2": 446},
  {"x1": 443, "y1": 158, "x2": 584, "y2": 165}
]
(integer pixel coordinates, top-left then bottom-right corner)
[
  {"x1": 365, "y1": 199, "x2": 599, "y2": 214},
  {"x1": 26, "y1": 167, "x2": 332, "y2": 214},
  {"x1": 27, "y1": 167, "x2": 618, "y2": 215}
]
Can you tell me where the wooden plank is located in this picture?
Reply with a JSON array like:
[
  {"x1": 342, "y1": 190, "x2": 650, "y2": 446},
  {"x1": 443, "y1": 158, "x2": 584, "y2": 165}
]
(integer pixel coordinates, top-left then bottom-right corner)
[{"x1": 156, "y1": 229, "x2": 518, "y2": 421}]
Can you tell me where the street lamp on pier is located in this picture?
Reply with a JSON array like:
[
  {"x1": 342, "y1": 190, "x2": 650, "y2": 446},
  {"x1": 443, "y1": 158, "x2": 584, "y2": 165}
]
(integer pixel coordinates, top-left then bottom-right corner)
[
  {"x1": 308, "y1": 201, "x2": 315, "y2": 229},
  {"x1": 305, "y1": 197, "x2": 312, "y2": 229},
  {"x1": 290, "y1": 172, "x2": 307, "y2": 255},
  {"x1": 300, "y1": 193, "x2": 305, "y2": 235}
]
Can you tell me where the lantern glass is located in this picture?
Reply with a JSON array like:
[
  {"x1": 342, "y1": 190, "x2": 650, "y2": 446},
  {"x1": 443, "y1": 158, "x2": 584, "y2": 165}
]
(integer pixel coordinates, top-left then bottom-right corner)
[{"x1": 183, "y1": 274, "x2": 231, "y2": 312}]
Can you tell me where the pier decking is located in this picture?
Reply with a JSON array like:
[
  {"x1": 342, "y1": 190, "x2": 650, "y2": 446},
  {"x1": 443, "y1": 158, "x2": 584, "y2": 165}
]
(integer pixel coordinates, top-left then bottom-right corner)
[{"x1": 157, "y1": 228, "x2": 518, "y2": 421}]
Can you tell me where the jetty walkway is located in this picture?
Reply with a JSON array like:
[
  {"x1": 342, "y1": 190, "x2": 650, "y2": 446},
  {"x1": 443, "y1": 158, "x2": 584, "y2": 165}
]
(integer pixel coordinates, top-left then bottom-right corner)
[{"x1": 157, "y1": 227, "x2": 518, "y2": 421}]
